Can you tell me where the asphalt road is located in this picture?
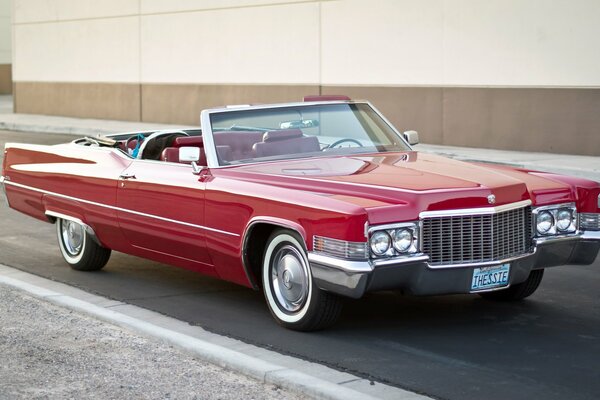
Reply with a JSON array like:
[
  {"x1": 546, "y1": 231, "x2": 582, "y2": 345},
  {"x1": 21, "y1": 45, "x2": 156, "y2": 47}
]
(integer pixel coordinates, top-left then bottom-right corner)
[{"x1": 1, "y1": 130, "x2": 599, "y2": 400}]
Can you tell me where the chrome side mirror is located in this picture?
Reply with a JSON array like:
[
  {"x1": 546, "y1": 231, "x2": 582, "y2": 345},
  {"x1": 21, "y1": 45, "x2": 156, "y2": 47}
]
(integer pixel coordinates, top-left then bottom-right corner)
[
  {"x1": 179, "y1": 147, "x2": 202, "y2": 174},
  {"x1": 403, "y1": 130, "x2": 419, "y2": 145}
]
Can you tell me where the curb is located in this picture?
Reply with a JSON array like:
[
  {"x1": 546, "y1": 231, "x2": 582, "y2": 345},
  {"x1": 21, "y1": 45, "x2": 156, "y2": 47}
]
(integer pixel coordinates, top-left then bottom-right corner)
[{"x1": 0, "y1": 265, "x2": 429, "y2": 400}]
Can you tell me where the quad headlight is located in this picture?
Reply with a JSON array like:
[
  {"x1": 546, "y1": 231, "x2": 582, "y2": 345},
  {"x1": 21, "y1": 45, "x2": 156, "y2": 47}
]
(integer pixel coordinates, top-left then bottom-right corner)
[
  {"x1": 534, "y1": 204, "x2": 577, "y2": 236},
  {"x1": 536, "y1": 211, "x2": 554, "y2": 234},
  {"x1": 369, "y1": 223, "x2": 418, "y2": 258}
]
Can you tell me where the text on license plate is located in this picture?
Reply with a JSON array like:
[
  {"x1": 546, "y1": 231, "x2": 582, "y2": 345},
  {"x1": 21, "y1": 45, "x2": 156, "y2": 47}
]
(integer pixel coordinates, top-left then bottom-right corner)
[{"x1": 471, "y1": 264, "x2": 510, "y2": 291}]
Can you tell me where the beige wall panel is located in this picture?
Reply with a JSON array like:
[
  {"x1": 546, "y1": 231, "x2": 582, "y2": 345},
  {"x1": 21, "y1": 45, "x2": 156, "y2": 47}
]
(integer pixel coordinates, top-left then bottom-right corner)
[
  {"x1": 141, "y1": 83, "x2": 318, "y2": 125},
  {"x1": 141, "y1": 0, "x2": 315, "y2": 14},
  {"x1": 322, "y1": 85, "x2": 443, "y2": 144},
  {"x1": 14, "y1": 82, "x2": 141, "y2": 121},
  {"x1": 321, "y1": 0, "x2": 444, "y2": 85},
  {"x1": 0, "y1": 15, "x2": 10, "y2": 64},
  {"x1": 442, "y1": 0, "x2": 600, "y2": 86},
  {"x1": 140, "y1": 2, "x2": 319, "y2": 84},
  {"x1": 0, "y1": 64, "x2": 11, "y2": 94},
  {"x1": 14, "y1": 0, "x2": 139, "y2": 23},
  {"x1": 13, "y1": 17, "x2": 140, "y2": 82},
  {"x1": 442, "y1": 88, "x2": 600, "y2": 156}
]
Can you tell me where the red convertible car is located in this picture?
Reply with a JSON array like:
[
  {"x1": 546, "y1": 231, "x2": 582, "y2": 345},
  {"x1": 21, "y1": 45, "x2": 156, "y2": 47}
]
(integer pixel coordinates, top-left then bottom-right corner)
[{"x1": 1, "y1": 97, "x2": 599, "y2": 330}]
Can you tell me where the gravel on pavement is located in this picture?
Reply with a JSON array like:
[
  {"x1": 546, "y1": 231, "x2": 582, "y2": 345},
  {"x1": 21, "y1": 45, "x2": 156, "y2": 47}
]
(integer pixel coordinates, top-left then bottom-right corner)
[{"x1": 0, "y1": 283, "x2": 301, "y2": 400}]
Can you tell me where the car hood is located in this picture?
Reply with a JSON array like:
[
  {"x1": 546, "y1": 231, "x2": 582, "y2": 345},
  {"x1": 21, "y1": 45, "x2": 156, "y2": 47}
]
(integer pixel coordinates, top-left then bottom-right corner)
[{"x1": 220, "y1": 152, "x2": 573, "y2": 222}]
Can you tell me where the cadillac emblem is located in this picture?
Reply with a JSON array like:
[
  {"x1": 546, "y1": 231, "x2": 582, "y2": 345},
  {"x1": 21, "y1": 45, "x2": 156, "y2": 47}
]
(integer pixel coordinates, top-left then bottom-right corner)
[{"x1": 487, "y1": 194, "x2": 496, "y2": 204}]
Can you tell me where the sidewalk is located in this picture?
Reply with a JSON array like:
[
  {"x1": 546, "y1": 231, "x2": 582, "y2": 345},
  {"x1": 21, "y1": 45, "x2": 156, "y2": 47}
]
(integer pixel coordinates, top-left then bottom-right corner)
[
  {"x1": 0, "y1": 282, "x2": 299, "y2": 400},
  {"x1": 0, "y1": 95, "x2": 598, "y2": 182}
]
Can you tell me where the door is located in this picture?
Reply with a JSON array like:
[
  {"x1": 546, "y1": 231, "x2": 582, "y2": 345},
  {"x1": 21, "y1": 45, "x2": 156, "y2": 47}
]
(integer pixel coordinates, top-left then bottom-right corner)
[{"x1": 115, "y1": 159, "x2": 213, "y2": 270}]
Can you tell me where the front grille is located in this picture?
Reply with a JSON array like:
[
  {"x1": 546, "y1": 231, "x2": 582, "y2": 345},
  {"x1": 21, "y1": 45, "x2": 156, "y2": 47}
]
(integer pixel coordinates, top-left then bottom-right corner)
[{"x1": 422, "y1": 206, "x2": 532, "y2": 266}]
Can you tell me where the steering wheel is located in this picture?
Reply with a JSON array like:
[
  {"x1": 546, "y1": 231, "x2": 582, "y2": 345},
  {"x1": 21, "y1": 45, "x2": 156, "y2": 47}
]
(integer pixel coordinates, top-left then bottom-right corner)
[{"x1": 326, "y1": 138, "x2": 364, "y2": 149}]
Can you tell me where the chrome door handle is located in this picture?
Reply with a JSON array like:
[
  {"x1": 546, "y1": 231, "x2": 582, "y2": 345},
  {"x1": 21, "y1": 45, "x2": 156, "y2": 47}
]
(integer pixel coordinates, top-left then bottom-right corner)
[{"x1": 119, "y1": 173, "x2": 136, "y2": 180}]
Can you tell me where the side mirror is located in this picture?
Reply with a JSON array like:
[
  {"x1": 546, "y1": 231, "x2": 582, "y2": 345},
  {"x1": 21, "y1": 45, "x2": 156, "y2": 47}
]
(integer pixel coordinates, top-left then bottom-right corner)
[
  {"x1": 179, "y1": 147, "x2": 202, "y2": 174},
  {"x1": 179, "y1": 146, "x2": 200, "y2": 162},
  {"x1": 403, "y1": 130, "x2": 419, "y2": 145}
]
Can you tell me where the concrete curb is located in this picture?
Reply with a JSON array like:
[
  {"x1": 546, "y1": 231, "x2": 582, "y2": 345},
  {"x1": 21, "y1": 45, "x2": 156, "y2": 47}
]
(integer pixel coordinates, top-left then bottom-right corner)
[{"x1": 0, "y1": 265, "x2": 429, "y2": 400}]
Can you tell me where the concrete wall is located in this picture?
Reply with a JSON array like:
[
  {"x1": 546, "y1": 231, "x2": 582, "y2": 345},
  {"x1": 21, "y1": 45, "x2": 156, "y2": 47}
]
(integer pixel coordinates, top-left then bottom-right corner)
[
  {"x1": 11, "y1": 0, "x2": 600, "y2": 155},
  {"x1": 0, "y1": 0, "x2": 11, "y2": 94}
]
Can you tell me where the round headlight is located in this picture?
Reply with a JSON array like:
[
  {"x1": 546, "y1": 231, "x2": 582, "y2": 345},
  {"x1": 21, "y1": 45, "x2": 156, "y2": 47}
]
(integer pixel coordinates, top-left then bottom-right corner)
[
  {"x1": 556, "y1": 209, "x2": 573, "y2": 231},
  {"x1": 370, "y1": 231, "x2": 391, "y2": 256},
  {"x1": 536, "y1": 211, "x2": 554, "y2": 234},
  {"x1": 393, "y1": 229, "x2": 413, "y2": 252}
]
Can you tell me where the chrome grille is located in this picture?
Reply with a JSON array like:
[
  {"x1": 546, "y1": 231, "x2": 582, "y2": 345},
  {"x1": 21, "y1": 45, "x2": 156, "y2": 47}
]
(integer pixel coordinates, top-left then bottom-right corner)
[
  {"x1": 422, "y1": 206, "x2": 532, "y2": 266},
  {"x1": 580, "y1": 213, "x2": 600, "y2": 231}
]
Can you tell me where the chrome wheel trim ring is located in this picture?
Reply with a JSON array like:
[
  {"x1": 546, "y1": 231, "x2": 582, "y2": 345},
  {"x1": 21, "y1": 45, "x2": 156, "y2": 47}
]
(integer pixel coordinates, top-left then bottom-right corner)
[
  {"x1": 61, "y1": 219, "x2": 84, "y2": 256},
  {"x1": 57, "y1": 218, "x2": 86, "y2": 264},
  {"x1": 270, "y1": 244, "x2": 309, "y2": 313}
]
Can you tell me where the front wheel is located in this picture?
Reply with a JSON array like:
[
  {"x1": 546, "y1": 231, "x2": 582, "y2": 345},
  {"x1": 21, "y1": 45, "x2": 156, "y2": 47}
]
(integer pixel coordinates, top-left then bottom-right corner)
[
  {"x1": 262, "y1": 229, "x2": 343, "y2": 331},
  {"x1": 56, "y1": 218, "x2": 111, "y2": 271},
  {"x1": 479, "y1": 269, "x2": 544, "y2": 301}
]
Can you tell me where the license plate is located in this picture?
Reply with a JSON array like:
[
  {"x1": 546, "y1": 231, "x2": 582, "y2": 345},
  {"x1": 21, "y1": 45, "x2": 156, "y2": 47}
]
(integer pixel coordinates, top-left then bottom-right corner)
[{"x1": 471, "y1": 264, "x2": 510, "y2": 291}]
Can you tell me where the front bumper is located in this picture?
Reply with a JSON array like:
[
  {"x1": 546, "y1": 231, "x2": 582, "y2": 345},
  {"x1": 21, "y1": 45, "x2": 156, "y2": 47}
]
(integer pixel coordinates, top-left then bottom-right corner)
[{"x1": 308, "y1": 231, "x2": 600, "y2": 299}]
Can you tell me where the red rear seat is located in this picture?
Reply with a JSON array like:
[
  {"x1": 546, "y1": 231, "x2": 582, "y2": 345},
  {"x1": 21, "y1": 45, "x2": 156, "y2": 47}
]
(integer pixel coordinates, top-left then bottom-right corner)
[{"x1": 253, "y1": 129, "x2": 320, "y2": 158}]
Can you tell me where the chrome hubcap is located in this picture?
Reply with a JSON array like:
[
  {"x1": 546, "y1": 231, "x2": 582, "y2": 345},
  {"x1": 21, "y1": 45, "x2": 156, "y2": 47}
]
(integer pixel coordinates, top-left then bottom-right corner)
[
  {"x1": 61, "y1": 220, "x2": 84, "y2": 256},
  {"x1": 271, "y1": 245, "x2": 309, "y2": 313}
]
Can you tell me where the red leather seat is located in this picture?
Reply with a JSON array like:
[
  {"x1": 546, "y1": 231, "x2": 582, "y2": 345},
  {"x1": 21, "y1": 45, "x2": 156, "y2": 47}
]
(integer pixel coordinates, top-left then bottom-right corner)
[
  {"x1": 213, "y1": 131, "x2": 263, "y2": 161},
  {"x1": 253, "y1": 129, "x2": 320, "y2": 158}
]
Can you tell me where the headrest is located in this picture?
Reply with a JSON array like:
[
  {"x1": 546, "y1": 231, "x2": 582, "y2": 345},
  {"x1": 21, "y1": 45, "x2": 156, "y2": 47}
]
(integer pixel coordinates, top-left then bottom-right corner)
[
  {"x1": 262, "y1": 129, "x2": 303, "y2": 142},
  {"x1": 174, "y1": 136, "x2": 204, "y2": 147}
]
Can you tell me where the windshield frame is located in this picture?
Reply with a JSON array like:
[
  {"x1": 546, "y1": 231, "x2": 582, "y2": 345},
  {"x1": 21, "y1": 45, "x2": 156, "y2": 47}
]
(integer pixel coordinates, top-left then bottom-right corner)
[{"x1": 199, "y1": 100, "x2": 412, "y2": 168}]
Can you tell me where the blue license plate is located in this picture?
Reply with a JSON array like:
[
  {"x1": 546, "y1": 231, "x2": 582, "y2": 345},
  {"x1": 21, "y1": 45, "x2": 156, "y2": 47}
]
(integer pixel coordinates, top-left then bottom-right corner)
[{"x1": 471, "y1": 264, "x2": 510, "y2": 291}]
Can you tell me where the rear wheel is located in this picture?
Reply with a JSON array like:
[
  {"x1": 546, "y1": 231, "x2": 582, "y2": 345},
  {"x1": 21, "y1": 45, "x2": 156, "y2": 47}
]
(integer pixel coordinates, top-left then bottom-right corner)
[
  {"x1": 479, "y1": 269, "x2": 544, "y2": 301},
  {"x1": 56, "y1": 218, "x2": 111, "y2": 271},
  {"x1": 261, "y1": 229, "x2": 343, "y2": 331}
]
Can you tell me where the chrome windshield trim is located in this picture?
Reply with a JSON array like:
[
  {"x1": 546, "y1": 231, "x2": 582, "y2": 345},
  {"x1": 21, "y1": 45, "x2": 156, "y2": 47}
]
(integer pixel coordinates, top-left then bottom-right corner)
[
  {"x1": 201, "y1": 101, "x2": 411, "y2": 168},
  {"x1": 3, "y1": 180, "x2": 239, "y2": 237},
  {"x1": 419, "y1": 199, "x2": 532, "y2": 219}
]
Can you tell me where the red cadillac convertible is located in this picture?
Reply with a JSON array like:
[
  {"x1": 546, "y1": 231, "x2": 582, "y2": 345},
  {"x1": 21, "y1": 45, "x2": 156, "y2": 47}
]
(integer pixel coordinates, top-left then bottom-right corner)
[{"x1": 2, "y1": 97, "x2": 599, "y2": 330}]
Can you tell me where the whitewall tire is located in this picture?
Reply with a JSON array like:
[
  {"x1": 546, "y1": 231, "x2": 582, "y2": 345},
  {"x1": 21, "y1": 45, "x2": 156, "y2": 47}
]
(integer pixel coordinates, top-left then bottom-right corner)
[
  {"x1": 56, "y1": 218, "x2": 111, "y2": 271},
  {"x1": 262, "y1": 229, "x2": 342, "y2": 331}
]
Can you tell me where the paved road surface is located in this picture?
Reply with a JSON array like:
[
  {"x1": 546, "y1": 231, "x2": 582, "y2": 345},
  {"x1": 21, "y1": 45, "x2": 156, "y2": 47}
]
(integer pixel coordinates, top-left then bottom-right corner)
[{"x1": 1, "y1": 130, "x2": 599, "y2": 400}]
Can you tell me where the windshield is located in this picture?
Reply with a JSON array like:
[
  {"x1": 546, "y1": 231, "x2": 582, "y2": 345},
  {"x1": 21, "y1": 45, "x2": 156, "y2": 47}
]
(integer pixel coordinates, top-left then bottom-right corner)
[{"x1": 208, "y1": 103, "x2": 411, "y2": 166}]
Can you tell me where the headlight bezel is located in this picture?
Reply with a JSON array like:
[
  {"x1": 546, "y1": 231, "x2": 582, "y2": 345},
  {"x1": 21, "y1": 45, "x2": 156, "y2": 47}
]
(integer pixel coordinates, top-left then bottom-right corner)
[
  {"x1": 368, "y1": 222, "x2": 419, "y2": 258},
  {"x1": 533, "y1": 203, "x2": 578, "y2": 236}
]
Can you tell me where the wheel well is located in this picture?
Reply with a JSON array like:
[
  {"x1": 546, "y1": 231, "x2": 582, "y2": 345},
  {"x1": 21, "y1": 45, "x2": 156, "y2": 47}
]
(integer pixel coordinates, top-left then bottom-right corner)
[{"x1": 243, "y1": 222, "x2": 306, "y2": 290}]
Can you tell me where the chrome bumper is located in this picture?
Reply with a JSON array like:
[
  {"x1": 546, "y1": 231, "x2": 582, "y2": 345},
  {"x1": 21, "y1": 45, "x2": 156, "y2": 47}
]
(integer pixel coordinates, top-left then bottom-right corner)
[{"x1": 308, "y1": 232, "x2": 600, "y2": 299}]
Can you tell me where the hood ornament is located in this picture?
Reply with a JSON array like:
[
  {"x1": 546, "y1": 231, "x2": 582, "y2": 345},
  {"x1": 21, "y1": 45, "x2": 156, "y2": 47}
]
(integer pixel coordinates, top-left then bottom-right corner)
[{"x1": 487, "y1": 194, "x2": 496, "y2": 205}]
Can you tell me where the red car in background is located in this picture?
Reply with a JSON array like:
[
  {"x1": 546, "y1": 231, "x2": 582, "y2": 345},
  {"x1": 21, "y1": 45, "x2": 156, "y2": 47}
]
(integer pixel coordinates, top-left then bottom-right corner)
[{"x1": 2, "y1": 97, "x2": 599, "y2": 330}]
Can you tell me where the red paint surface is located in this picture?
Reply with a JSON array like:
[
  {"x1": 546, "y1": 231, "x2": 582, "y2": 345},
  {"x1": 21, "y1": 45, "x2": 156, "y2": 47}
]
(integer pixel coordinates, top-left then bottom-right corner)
[{"x1": 2, "y1": 142, "x2": 599, "y2": 288}]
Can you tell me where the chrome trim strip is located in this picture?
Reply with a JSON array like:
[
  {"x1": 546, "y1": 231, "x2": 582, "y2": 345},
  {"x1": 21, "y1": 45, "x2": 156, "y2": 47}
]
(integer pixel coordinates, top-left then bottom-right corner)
[
  {"x1": 426, "y1": 250, "x2": 535, "y2": 269},
  {"x1": 4, "y1": 180, "x2": 239, "y2": 237},
  {"x1": 371, "y1": 254, "x2": 430, "y2": 267},
  {"x1": 44, "y1": 210, "x2": 101, "y2": 246},
  {"x1": 581, "y1": 230, "x2": 600, "y2": 240},
  {"x1": 419, "y1": 199, "x2": 532, "y2": 219},
  {"x1": 307, "y1": 252, "x2": 373, "y2": 273}
]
